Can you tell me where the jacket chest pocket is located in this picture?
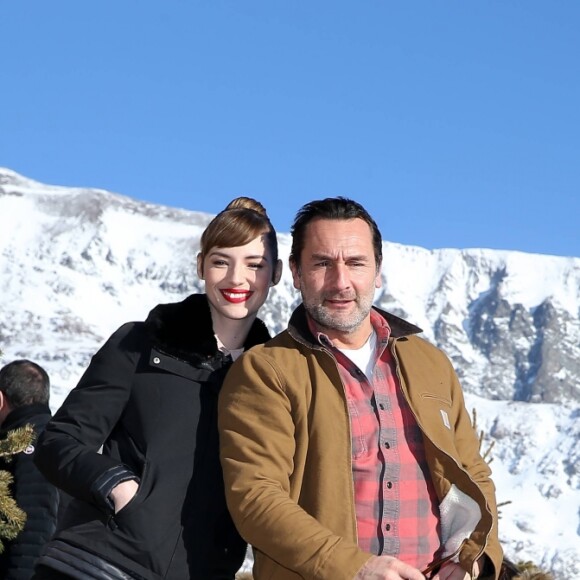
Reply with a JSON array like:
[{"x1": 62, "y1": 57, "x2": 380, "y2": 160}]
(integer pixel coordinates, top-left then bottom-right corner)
[{"x1": 149, "y1": 349, "x2": 212, "y2": 381}]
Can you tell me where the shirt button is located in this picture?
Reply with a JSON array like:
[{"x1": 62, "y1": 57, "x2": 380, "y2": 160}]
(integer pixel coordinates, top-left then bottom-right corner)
[
  {"x1": 385, "y1": 523, "x2": 391, "y2": 531},
  {"x1": 386, "y1": 481, "x2": 393, "y2": 489},
  {"x1": 379, "y1": 403, "x2": 385, "y2": 410},
  {"x1": 153, "y1": 357, "x2": 160, "y2": 364},
  {"x1": 384, "y1": 442, "x2": 390, "y2": 449}
]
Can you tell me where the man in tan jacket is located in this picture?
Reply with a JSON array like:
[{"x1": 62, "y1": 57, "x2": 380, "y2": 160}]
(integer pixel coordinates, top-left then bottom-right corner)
[{"x1": 219, "y1": 197, "x2": 502, "y2": 580}]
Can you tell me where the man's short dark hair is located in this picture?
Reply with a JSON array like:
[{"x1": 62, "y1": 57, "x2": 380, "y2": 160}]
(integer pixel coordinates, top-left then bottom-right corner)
[
  {"x1": 0, "y1": 359, "x2": 50, "y2": 407},
  {"x1": 290, "y1": 197, "x2": 383, "y2": 268}
]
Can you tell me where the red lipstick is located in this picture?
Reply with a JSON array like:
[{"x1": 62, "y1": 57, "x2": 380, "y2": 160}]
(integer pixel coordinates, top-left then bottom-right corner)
[{"x1": 220, "y1": 289, "x2": 253, "y2": 304}]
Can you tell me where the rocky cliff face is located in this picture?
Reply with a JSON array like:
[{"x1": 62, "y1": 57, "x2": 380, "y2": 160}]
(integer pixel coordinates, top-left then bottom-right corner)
[
  {"x1": 1, "y1": 168, "x2": 579, "y2": 578},
  {"x1": 376, "y1": 245, "x2": 580, "y2": 406}
]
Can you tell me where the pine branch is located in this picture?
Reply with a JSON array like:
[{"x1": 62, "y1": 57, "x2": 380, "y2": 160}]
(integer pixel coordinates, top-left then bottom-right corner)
[
  {"x1": 0, "y1": 471, "x2": 28, "y2": 553},
  {"x1": 0, "y1": 424, "x2": 35, "y2": 552},
  {"x1": 0, "y1": 425, "x2": 35, "y2": 459}
]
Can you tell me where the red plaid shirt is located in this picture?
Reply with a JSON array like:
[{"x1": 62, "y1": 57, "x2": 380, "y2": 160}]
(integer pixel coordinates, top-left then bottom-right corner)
[{"x1": 310, "y1": 311, "x2": 442, "y2": 569}]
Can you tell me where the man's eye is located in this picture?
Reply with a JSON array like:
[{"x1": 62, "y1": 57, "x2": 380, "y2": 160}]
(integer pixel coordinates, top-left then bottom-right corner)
[
  {"x1": 212, "y1": 260, "x2": 228, "y2": 267},
  {"x1": 248, "y1": 263, "x2": 264, "y2": 270}
]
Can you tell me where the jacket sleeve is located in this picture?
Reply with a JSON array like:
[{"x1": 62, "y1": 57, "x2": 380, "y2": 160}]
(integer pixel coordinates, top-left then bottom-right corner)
[
  {"x1": 218, "y1": 350, "x2": 372, "y2": 580},
  {"x1": 2, "y1": 423, "x2": 60, "y2": 580},
  {"x1": 448, "y1": 364, "x2": 503, "y2": 579},
  {"x1": 34, "y1": 323, "x2": 141, "y2": 510}
]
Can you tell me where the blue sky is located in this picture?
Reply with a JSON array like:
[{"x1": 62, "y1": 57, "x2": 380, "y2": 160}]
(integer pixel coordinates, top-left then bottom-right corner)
[{"x1": 1, "y1": 1, "x2": 579, "y2": 257}]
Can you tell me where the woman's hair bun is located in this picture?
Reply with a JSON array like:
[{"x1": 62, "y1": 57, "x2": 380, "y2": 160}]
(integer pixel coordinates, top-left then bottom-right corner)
[{"x1": 225, "y1": 196, "x2": 267, "y2": 217}]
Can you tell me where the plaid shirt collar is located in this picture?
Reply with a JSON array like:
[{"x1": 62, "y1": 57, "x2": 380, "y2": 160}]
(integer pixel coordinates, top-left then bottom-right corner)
[{"x1": 306, "y1": 309, "x2": 392, "y2": 355}]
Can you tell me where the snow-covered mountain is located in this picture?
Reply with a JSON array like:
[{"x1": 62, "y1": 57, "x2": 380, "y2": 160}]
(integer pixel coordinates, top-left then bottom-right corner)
[{"x1": 1, "y1": 168, "x2": 578, "y2": 578}]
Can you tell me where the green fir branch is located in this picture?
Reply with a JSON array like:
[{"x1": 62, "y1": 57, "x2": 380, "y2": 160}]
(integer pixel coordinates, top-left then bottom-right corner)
[
  {"x1": 0, "y1": 424, "x2": 34, "y2": 459},
  {"x1": 0, "y1": 424, "x2": 34, "y2": 552}
]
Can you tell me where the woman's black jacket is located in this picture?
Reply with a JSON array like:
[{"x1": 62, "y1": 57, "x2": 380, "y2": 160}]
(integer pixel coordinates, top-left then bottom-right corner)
[{"x1": 34, "y1": 294, "x2": 271, "y2": 580}]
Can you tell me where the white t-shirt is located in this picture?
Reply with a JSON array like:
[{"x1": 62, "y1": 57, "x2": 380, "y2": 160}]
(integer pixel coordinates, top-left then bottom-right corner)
[{"x1": 336, "y1": 329, "x2": 377, "y2": 381}]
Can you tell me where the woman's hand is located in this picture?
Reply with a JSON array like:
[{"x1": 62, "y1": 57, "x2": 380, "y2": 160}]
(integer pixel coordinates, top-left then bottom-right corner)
[{"x1": 109, "y1": 479, "x2": 139, "y2": 513}]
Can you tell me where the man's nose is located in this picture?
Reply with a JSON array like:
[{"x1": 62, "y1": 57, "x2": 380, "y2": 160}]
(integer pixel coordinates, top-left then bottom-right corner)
[{"x1": 328, "y1": 263, "x2": 350, "y2": 289}]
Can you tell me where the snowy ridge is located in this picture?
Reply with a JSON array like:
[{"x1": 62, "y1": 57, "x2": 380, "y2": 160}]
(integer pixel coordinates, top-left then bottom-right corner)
[{"x1": 0, "y1": 168, "x2": 578, "y2": 578}]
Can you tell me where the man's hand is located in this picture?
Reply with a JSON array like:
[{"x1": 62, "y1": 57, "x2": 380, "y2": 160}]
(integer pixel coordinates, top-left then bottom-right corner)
[
  {"x1": 354, "y1": 556, "x2": 425, "y2": 580},
  {"x1": 109, "y1": 479, "x2": 139, "y2": 513}
]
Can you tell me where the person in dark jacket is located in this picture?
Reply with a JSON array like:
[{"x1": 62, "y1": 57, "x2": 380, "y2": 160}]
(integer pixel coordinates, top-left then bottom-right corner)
[
  {"x1": 32, "y1": 197, "x2": 282, "y2": 580},
  {"x1": 0, "y1": 359, "x2": 60, "y2": 580}
]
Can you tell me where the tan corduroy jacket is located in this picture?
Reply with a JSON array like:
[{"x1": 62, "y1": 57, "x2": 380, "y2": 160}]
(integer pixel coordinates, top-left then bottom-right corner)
[{"x1": 218, "y1": 305, "x2": 502, "y2": 580}]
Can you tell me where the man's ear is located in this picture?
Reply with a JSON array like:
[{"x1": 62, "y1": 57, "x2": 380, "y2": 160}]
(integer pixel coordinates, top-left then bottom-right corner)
[
  {"x1": 196, "y1": 253, "x2": 204, "y2": 280},
  {"x1": 375, "y1": 260, "x2": 383, "y2": 289},
  {"x1": 289, "y1": 257, "x2": 301, "y2": 290},
  {"x1": 271, "y1": 259, "x2": 283, "y2": 286},
  {"x1": 0, "y1": 391, "x2": 11, "y2": 424}
]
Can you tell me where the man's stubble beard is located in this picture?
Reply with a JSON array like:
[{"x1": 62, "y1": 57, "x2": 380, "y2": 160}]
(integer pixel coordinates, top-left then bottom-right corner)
[{"x1": 301, "y1": 288, "x2": 375, "y2": 334}]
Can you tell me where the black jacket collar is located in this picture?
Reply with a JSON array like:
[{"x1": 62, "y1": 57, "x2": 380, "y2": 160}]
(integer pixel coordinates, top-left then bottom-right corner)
[
  {"x1": 1, "y1": 403, "x2": 52, "y2": 432},
  {"x1": 144, "y1": 294, "x2": 271, "y2": 364}
]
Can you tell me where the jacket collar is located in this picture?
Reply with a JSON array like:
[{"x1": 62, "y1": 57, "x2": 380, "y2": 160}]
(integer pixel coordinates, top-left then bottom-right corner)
[
  {"x1": 144, "y1": 293, "x2": 271, "y2": 364},
  {"x1": 0, "y1": 403, "x2": 51, "y2": 432},
  {"x1": 287, "y1": 303, "x2": 422, "y2": 347}
]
